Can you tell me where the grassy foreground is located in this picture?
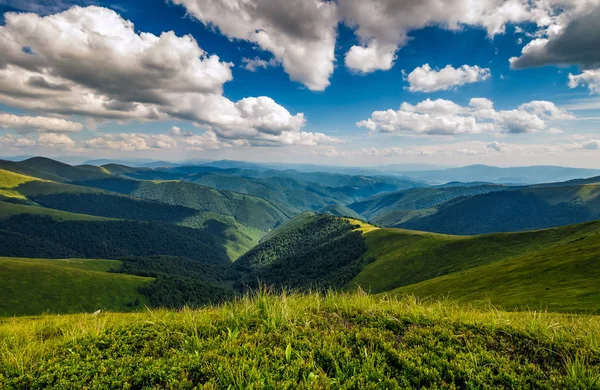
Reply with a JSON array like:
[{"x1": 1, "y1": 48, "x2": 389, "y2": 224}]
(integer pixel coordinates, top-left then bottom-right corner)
[{"x1": 1, "y1": 292, "x2": 599, "y2": 389}]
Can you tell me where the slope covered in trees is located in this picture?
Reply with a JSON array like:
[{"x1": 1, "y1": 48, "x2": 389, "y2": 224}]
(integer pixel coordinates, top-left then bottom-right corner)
[
  {"x1": 236, "y1": 214, "x2": 370, "y2": 290},
  {"x1": 399, "y1": 184, "x2": 600, "y2": 234},
  {"x1": 349, "y1": 184, "x2": 506, "y2": 225},
  {"x1": 75, "y1": 178, "x2": 293, "y2": 231}
]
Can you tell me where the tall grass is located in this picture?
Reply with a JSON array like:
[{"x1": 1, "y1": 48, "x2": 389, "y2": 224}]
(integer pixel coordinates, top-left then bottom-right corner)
[{"x1": 1, "y1": 291, "x2": 599, "y2": 388}]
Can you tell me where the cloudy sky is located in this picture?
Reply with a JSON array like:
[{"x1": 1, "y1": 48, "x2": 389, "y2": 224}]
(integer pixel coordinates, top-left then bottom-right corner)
[{"x1": 0, "y1": 0, "x2": 600, "y2": 167}]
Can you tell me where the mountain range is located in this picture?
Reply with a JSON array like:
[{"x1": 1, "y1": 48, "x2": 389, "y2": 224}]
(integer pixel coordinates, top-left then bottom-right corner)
[{"x1": 1, "y1": 156, "x2": 600, "y2": 317}]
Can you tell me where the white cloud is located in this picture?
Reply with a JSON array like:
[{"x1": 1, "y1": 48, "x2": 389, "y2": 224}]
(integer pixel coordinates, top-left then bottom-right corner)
[
  {"x1": 84, "y1": 133, "x2": 178, "y2": 151},
  {"x1": 510, "y1": 4, "x2": 600, "y2": 70},
  {"x1": 37, "y1": 132, "x2": 76, "y2": 149},
  {"x1": 406, "y1": 64, "x2": 491, "y2": 92},
  {"x1": 344, "y1": 42, "x2": 397, "y2": 74},
  {"x1": 171, "y1": 126, "x2": 182, "y2": 136},
  {"x1": 519, "y1": 100, "x2": 575, "y2": 120},
  {"x1": 0, "y1": 6, "x2": 233, "y2": 119},
  {"x1": 0, "y1": 6, "x2": 335, "y2": 149},
  {"x1": 171, "y1": 0, "x2": 338, "y2": 91},
  {"x1": 580, "y1": 140, "x2": 600, "y2": 150},
  {"x1": 569, "y1": 69, "x2": 600, "y2": 95},
  {"x1": 0, "y1": 133, "x2": 36, "y2": 148},
  {"x1": 338, "y1": 0, "x2": 555, "y2": 74},
  {"x1": 0, "y1": 112, "x2": 83, "y2": 133},
  {"x1": 242, "y1": 57, "x2": 279, "y2": 72},
  {"x1": 358, "y1": 98, "x2": 574, "y2": 135},
  {"x1": 486, "y1": 141, "x2": 511, "y2": 152}
]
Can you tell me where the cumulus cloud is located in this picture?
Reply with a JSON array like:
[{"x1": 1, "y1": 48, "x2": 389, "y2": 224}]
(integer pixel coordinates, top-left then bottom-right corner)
[
  {"x1": 569, "y1": 69, "x2": 600, "y2": 94},
  {"x1": 37, "y1": 132, "x2": 76, "y2": 149},
  {"x1": 0, "y1": 5, "x2": 335, "y2": 149},
  {"x1": 168, "y1": 1, "x2": 597, "y2": 81},
  {"x1": 242, "y1": 57, "x2": 279, "y2": 72},
  {"x1": 510, "y1": 5, "x2": 600, "y2": 70},
  {"x1": 171, "y1": 0, "x2": 338, "y2": 91},
  {"x1": 344, "y1": 42, "x2": 398, "y2": 74},
  {"x1": 0, "y1": 133, "x2": 36, "y2": 148},
  {"x1": 0, "y1": 112, "x2": 83, "y2": 133},
  {"x1": 171, "y1": 126, "x2": 182, "y2": 136},
  {"x1": 84, "y1": 133, "x2": 178, "y2": 151},
  {"x1": 579, "y1": 140, "x2": 600, "y2": 150},
  {"x1": 357, "y1": 98, "x2": 574, "y2": 135},
  {"x1": 486, "y1": 141, "x2": 511, "y2": 152},
  {"x1": 338, "y1": 0, "x2": 555, "y2": 74},
  {"x1": 406, "y1": 64, "x2": 491, "y2": 92},
  {"x1": 0, "y1": 6, "x2": 233, "y2": 119}
]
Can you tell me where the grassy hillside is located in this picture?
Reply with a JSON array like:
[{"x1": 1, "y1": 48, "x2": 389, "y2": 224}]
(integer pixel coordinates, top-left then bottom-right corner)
[
  {"x1": 0, "y1": 169, "x2": 40, "y2": 200},
  {"x1": 0, "y1": 257, "x2": 152, "y2": 316},
  {"x1": 400, "y1": 184, "x2": 600, "y2": 234},
  {"x1": 349, "y1": 220, "x2": 600, "y2": 313},
  {"x1": 0, "y1": 157, "x2": 110, "y2": 182},
  {"x1": 391, "y1": 226, "x2": 600, "y2": 313},
  {"x1": 1, "y1": 293, "x2": 598, "y2": 388}
]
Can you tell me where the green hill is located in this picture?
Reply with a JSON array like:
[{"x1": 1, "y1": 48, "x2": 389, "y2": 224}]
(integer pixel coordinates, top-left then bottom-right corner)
[
  {"x1": 349, "y1": 184, "x2": 506, "y2": 226},
  {"x1": 0, "y1": 201, "x2": 115, "y2": 222},
  {"x1": 0, "y1": 168, "x2": 41, "y2": 200},
  {"x1": 399, "y1": 184, "x2": 600, "y2": 234},
  {"x1": 0, "y1": 171, "x2": 264, "y2": 260},
  {"x1": 75, "y1": 178, "x2": 293, "y2": 231},
  {"x1": 348, "y1": 221, "x2": 600, "y2": 313},
  {"x1": 0, "y1": 157, "x2": 111, "y2": 182},
  {"x1": 1, "y1": 293, "x2": 598, "y2": 388},
  {"x1": 0, "y1": 257, "x2": 152, "y2": 316},
  {"x1": 236, "y1": 214, "x2": 369, "y2": 289},
  {"x1": 318, "y1": 204, "x2": 364, "y2": 219}
]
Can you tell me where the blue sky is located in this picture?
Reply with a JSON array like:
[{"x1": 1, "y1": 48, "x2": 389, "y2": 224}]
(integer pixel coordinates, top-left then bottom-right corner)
[{"x1": 0, "y1": 0, "x2": 599, "y2": 166}]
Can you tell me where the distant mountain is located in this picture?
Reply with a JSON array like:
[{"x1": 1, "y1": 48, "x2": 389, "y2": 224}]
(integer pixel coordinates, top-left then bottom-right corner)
[{"x1": 396, "y1": 165, "x2": 600, "y2": 184}]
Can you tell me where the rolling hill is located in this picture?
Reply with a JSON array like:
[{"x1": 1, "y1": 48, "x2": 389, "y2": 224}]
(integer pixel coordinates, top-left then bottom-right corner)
[
  {"x1": 0, "y1": 257, "x2": 152, "y2": 316},
  {"x1": 0, "y1": 168, "x2": 267, "y2": 260},
  {"x1": 74, "y1": 177, "x2": 294, "y2": 231},
  {"x1": 348, "y1": 221, "x2": 600, "y2": 313},
  {"x1": 395, "y1": 164, "x2": 600, "y2": 184},
  {"x1": 0, "y1": 157, "x2": 111, "y2": 182},
  {"x1": 398, "y1": 183, "x2": 600, "y2": 234},
  {"x1": 236, "y1": 214, "x2": 369, "y2": 289},
  {"x1": 232, "y1": 214, "x2": 600, "y2": 313},
  {"x1": 349, "y1": 184, "x2": 507, "y2": 225}
]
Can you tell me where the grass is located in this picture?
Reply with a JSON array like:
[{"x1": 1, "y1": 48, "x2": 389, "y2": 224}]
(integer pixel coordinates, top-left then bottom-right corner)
[
  {"x1": 0, "y1": 257, "x2": 152, "y2": 317},
  {"x1": 0, "y1": 169, "x2": 39, "y2": 200},
  {"x1": 344, "y1": 218, "x2": 379, "y2": 234},
  {"x1": 0, "y1": 201, "x2": 115, "y2": 222},
  {"x1": 348, "y1": 220, "x2": 600, "y2": 313},
  {"x1": 391, "y1": 229, "x2": 600, "y2": 313},
  {"x1": 0, "y1": 291, "x2": 598, "y2": 389}
]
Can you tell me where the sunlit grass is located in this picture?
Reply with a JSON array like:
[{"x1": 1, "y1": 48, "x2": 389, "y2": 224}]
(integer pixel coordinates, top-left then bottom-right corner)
[{"x1": 1, "y1": 291, "x2": 598, "y2": 388}]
